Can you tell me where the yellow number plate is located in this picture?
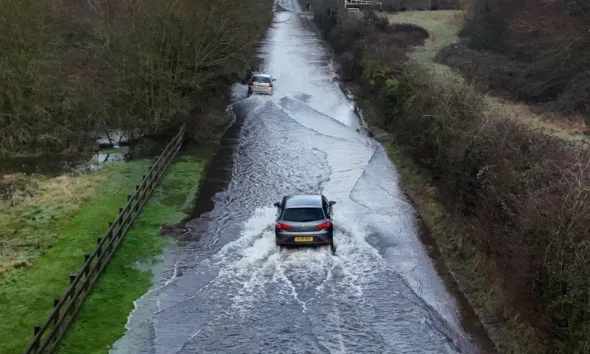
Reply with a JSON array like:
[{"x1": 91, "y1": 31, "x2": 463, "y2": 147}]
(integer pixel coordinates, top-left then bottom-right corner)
[{"x1": 294, "y1": 237, "x2": 314, "y2": 242}]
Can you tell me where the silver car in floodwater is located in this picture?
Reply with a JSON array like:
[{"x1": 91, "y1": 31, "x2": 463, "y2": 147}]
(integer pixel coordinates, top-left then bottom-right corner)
[
  {"x1": 247, "y1": 73, "x2": 276, "y2": 96},
  {"x1": 273, "y1": 194, "x2": 336, "y2": 247}
]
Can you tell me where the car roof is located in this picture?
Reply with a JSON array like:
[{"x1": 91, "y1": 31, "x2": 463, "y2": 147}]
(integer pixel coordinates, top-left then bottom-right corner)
[
  {"x1": 283, "y1": 194, "x2": 323, "y2": 208},
  {"x1": 252, "y1": 73, "x2": 271, "y2": 78}
]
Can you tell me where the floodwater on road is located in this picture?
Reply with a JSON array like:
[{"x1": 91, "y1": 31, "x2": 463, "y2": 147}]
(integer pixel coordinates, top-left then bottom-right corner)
[{"x1": 111, "y1": 2, "x2": 495, "y2": 353}]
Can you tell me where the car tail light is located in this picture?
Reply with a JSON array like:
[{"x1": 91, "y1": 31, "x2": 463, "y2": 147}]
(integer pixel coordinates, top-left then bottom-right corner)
[
  {"x1": 316, "y1": 221, "x2": 332, "y2": 229},
  {"x1": 248, "y1": 80, "x2": 253, "y2": 86},
  {"x1": 276, "y1": 223, "x2": 291, "y2": 229},
  {"x1": 268, "y1": 82, "x2": 272, "y2": 87}
]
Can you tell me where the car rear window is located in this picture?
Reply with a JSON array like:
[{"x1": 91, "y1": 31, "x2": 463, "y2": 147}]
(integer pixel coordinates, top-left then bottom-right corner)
[
  {"x1": 253, "y1": 76, "x2": 271, "y2": 83},
  {"x1": 282, "y1": 207, "x2": 325, "y2": 222}
]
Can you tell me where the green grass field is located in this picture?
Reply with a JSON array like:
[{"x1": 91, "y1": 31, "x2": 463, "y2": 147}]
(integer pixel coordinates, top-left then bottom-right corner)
[
  {"x1": 58, "y1": 154, "x2": 205, "y2": 353},
  {"x1": 0, "y1": 152, "x2": 206, "y2": 354},
  {"x1": 387, "y1": 10, "x2": 462, "y2": 62}
]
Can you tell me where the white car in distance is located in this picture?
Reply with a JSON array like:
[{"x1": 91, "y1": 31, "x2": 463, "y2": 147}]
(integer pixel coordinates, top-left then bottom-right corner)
[{"x1": 247, "y1": 73, "x2": 275, "y2": 96}]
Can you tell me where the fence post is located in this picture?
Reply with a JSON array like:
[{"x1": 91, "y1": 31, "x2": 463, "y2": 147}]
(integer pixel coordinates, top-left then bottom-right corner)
[
  {"x1": 118, "y1": 208, "x2": 124, "y2": 227},
  {"x1": 69, "y1": 274, "x2": 76, "y2": 315},
  {"x1": 96, "y1": 238, "x2": 102, "y2": 270},
  {"x1": 135, "y1": 185, "x2": 141, "y2": 206},
  {"x1": 135, "y1": 185, "x2": 141, "y2": 212},
  {"x1": 106, "y1": 231, "x2": 113, "y2": 254},
  {"x1": 53, "y1": 299, "x2": 60, "y2": 327},
  {"x1": 32, "y1": 325, "x2": 41, "y2": 351},
  {"x1": 84, "y1": 254, "x2": 90, "y2": 291}
]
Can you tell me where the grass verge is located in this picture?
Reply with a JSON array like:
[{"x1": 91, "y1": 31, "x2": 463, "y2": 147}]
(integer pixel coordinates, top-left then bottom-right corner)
[
  {"x1": 0, "y1": 160, "x2": 152, "y2": 354},
  {"x1": 56, "y1": 151, "x2": 207, "y2": 353},
  {"x1": 0, "y1": 168, "x2": 110, "y2": 272},
  {"x1": 0, "y1": 147, "x2": 138, "y2": 272}
]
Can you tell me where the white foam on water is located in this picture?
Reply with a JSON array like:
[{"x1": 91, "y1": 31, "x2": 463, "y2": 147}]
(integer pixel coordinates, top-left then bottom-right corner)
[{"x1": 214, "y1": 206, "x2": 277, "y2": 261}]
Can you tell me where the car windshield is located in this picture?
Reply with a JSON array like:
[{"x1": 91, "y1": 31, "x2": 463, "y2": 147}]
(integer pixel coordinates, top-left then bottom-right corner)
[
  {"x1": 282, "y1": 207, "x2": 325, "y2": 222},
  {"x1": 253, "y1": 76, "x2": 271, "y2": 83}
]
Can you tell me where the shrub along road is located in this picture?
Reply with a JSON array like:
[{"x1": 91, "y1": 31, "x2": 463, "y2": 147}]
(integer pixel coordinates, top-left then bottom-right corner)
[
  {"x1": 312, "y1": 5, "x2": 590, "y2": 354},
  {"x1": 1, "y1": 159, "x2": 153, "y2": 353}
]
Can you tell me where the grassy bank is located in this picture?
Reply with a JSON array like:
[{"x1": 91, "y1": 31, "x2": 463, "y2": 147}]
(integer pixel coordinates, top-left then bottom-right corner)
[
  {"x1": 444, "y1": 0, "x2": 590, "y2": 130},
  {"x1": 58, "y1": 150, "x2": 207, "y2": 353},
  {"x1": 1, "y1": 167, "x2": 108, "y2": 273},
  {"x1": 0, "y1": 159, "x2": 151, "y2": 353},
  {"x1": 0, "y1": 148, "x2": 208, "y2": 354}
]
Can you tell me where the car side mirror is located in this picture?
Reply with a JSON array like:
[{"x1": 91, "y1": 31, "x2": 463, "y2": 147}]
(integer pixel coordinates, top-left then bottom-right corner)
[
  {"x1": 329, "y1": 201, "x2": 336, "y2": 206},
  {"x1": 272, "y1": 78, "x2": 276, "y2": 81},
  {"x1": 273, "y1": 202, "x2": 280, "y2": 207}
]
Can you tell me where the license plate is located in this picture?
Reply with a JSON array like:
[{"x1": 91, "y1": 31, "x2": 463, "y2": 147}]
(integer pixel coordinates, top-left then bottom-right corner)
[{"x1": 294, "y1": 237, "x2": 314, "y2": 242}]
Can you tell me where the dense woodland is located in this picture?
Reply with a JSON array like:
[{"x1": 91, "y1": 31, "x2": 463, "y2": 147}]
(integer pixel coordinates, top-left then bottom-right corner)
[
  {"x1": 0, "y1": 0, "x2": 273, "y2": 155},
  {"x1": 314, "y1": 2, "x2": 590, "y2": 353}
]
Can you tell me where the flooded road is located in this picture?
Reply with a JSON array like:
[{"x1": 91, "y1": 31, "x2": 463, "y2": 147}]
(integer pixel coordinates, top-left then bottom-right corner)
[{"x1": 111, "y1": 2, "x2": 494, "y2": 353}]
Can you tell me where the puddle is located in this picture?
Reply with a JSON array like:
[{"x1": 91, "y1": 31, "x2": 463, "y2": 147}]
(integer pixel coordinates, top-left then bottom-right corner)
[
  {"x1": 93, "y1": 129, "x2": 143, "y2": 148},
  {"x1": 0, "y1": 133, "x2": 172, "y2": 177}
]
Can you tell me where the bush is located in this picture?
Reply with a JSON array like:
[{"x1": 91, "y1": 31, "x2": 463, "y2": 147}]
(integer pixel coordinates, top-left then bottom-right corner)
[
  {"x1": 435, "y1": 43, "x2": 530, "y2": 98},
  {"x1": 389, "y1": 64, "x2": 590, "y2": 354},
  {"x1": 318, "y1": 11, "x2": 428, "y2": 81}
]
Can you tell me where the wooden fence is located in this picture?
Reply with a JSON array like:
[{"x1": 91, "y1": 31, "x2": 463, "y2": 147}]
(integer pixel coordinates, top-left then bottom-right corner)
[{"x1": 23, "y1": 125, "x2": 186, "y2": 354}]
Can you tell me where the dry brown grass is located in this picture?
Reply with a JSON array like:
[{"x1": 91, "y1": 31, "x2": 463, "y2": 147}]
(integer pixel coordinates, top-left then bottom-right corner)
[
  {"x1": 485, "y1": 97, "x2": 589, "y2": 142},
  {"x1": 0, "y1": 170, "x2": 110, "y2": 272},
  {"x1": 7, "y1": 173, "x2": 107, "y2": 205}
]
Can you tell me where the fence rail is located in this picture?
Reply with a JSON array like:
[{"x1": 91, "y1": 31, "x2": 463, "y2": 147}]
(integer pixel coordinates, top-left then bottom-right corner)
[{"x1": 23, "y1": 125, "x2": 186, "y2": 354}]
